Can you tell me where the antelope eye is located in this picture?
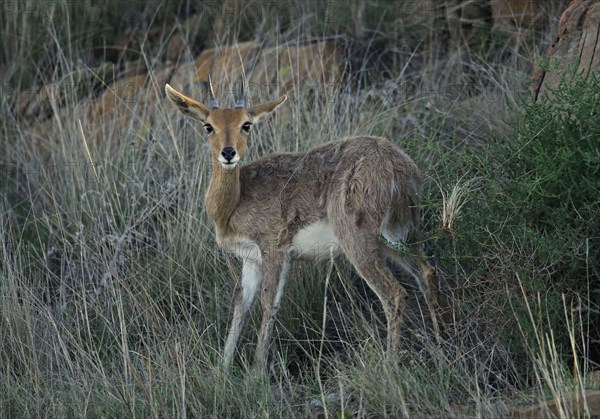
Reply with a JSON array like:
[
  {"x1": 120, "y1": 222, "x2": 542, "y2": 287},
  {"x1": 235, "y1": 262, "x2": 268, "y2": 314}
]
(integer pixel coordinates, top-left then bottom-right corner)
[
  {"x1": 203, "y1": 123, "x2": 214, "y2": 133},
  {"x1": 241, "y1": 121, "x2": 252, "y2": 133}
]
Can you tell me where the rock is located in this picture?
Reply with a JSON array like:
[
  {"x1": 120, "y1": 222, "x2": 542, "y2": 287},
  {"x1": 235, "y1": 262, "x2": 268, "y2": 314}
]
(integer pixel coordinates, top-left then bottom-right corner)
[
  {"x1": 14, "y1": 84, "x2": 57, "y2": 122},
  {"x1": 442, "y1": 1, "x2": 560, "y2": 48},
  {"x1": 510, "y1": 389, "x2": 600, "y2": 418},
  {"x1": 166, "y1": 14, "x2": 208, "y2": 63},
  {"x1": 121, "y1": 60, "x2": 149, "y2": 78},
  {"x1": 590, "y1": 371, "x2": 600, "y2": 387},
  {"x1": 168, "y1": 40, "x2": 344, "y2": 107},
  {"x1": 79, "y1": 66, "x2": 174, "y2": 146},
  {"x1": 491, "y1": 0, "x2": 543, "y2": 32},
  {"x1": 166, "y1": 33, "x2": 186, "y2": 63},
  {"x1": 17, "y1": 40, "x2": 344, "y2": 159},
  {"x1": 444, "y1": 0, "x2": 493, "y2": 46},
  {"x1": 14, "y1": 63, "x2": 117, "y2": 125},
  {"x1": 532, "y1": 0, "x2": 600, "y2": 101}
]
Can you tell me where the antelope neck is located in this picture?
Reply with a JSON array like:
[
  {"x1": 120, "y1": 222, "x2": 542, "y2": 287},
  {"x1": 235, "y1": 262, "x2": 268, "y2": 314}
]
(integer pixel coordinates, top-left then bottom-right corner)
[{"x1": 205, "y1": 162, "x2": 241, "y2": 232}]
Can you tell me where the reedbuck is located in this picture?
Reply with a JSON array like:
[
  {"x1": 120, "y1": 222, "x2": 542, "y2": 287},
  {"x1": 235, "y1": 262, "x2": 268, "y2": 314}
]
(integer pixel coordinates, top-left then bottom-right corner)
[{"x1": 165, "y1": 77, "x2": 442, "y2": 369}]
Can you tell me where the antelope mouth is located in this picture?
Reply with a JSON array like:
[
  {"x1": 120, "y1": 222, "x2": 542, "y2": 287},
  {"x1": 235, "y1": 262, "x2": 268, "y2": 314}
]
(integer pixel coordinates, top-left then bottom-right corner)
[{"x1": 218, "y1": 156, "x2": 240, "y2": 169}]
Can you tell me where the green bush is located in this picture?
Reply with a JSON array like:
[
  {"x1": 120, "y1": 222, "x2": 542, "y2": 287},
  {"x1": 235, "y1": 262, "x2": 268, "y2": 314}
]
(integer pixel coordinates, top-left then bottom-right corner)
[
  {"x1": 499, "y1": 73, "x2": 600, "y2": 368},
  {"x1": 427, "y1": 72, "x2": 600, "y2": 381},
  {"x1": 505, "y1": 73, "x2": 599, "y2": 282}
]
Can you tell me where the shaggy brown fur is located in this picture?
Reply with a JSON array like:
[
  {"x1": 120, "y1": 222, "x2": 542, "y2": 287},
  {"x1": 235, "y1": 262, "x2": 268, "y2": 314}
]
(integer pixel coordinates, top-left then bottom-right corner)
[{"x1": 165, "y1": 83, "x2": 441, "y2": 370}]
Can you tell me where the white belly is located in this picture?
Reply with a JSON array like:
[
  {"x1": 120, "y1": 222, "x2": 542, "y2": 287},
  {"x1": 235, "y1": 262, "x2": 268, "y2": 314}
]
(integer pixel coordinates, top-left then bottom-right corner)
[{"x1": 291, "y1": 219, "x2": 341, "y2": 261}]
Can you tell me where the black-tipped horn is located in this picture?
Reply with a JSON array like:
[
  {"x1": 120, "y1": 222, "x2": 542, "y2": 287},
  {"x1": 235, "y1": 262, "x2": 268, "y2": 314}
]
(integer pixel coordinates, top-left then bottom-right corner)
[
  {"x1": 235, "y1": 75, "x2": 245, "y2": 108},
  {"x1": 208, "y1": 74, "x2": 219, "y2": 109}
]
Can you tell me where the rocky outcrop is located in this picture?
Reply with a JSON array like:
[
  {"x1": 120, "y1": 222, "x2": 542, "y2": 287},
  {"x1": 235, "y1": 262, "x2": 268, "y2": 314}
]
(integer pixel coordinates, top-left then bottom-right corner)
[
  {"x1": 14, "y1": 40, "x2": 343, "y2": 160},
  {"x1": 169, "y1": 41, "x2": 342, "y2": 105},
  {"x1": 491, "y1": 0, "x2": 545, "y2": 32},
  {"x1": 510, "y1": 389, "x2": 600, "y2": 418},
  {"x1": 442, "y1": 0, "x2": 564, "y2": 47},
  {"x1": 15, "y1": 1, "x2": 567, "y2": 128},
  {"x1": 532, "y1": 0, "x2": 600, "y2": 101}
]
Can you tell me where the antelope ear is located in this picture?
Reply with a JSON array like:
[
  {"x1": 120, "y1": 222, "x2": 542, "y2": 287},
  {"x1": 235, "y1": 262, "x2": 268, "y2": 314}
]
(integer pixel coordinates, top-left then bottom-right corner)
[
  {"x1": 247, "y1": 95, "x2": 287, "y2": 123},
  {"x1": 165, "y1": 84, "x2": 210, "y2": 122}
]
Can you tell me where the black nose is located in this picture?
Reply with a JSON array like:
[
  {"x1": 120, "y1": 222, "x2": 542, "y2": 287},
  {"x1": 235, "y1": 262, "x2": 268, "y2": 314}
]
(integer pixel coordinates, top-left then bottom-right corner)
[{"x1": 221, "y1": 147, "x2": 236, "y2": 162}]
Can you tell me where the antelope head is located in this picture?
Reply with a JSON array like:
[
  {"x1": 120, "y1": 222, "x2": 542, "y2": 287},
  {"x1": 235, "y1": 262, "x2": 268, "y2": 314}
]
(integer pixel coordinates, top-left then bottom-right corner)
[{"x1": 165, "y1": 76, "x2": 287, "y2": 169}]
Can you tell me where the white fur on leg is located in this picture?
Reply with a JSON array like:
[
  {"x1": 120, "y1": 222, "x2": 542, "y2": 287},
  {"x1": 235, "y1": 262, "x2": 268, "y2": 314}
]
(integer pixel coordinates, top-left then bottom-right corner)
[
  {"x1": 223, "y1": 260, "x2": 262, "y2": 367},
  {"x1": 253, "y1": 254, "x2": 292, "y2": 368}
]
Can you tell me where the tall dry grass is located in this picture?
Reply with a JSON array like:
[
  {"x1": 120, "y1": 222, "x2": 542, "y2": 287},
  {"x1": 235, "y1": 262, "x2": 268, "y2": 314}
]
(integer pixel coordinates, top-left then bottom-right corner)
[{"x1": 1, "y1": 1, "x2": 596, "y2": 417}]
